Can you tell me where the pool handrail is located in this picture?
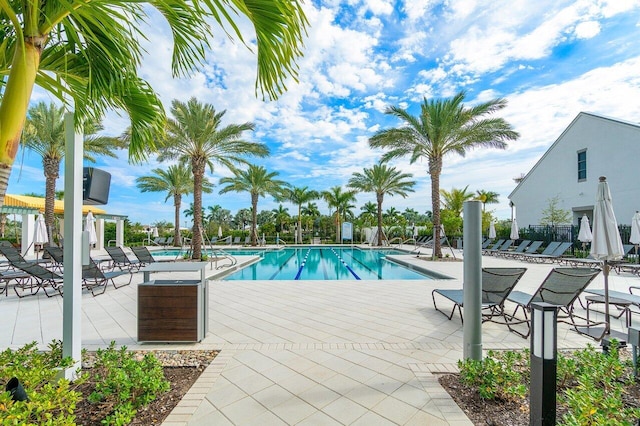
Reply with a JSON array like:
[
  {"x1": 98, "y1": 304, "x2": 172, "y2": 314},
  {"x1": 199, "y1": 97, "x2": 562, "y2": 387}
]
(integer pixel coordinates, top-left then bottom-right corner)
[{"x1": 209, "y1": 249, "x2": 237, "y2": 270}]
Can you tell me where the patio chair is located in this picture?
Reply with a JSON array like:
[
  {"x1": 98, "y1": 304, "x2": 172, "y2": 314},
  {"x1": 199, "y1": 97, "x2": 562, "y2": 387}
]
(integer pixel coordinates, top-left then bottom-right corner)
[
  {"x1": 481, "y1": 239, "x2": 494, "y2": 249},
  {"x1": 232, "y1": 236, "x2": 241, "y2": 245},
  {"x1": 43, "y1": 246, "x2": 64, "y2": 272},
  {"x1": 518, "y1": 241, "x2": 562, "y2": 262},
  {"x1": 485, "y1": 239, "x2": 514, "y2": 256},
  {"x1": 505, "y1": 267, "x2": 602, "y2": 338},
  {"x1": 131, "y1": 246, "x2": 173, "y2": 265},
  {"x1": 164, "y1": 237, "x2": 174, "y2": 247},
  {"x1": 0, "y1": 245, "x2": 48, "y2": 269},
  {"x1": 150, "y1": 237, "x2": 165, "y2": 246},
  {"x1": 104, "y1": 246, "x2": 141, "y2": 271},
  {"x1": 482, "y1": 239, "x2": 505, "y2": 255},
  {"x1": 12, "y1": 262, "x2": 64, "y2": 297},
  {"x1": 82, "y1": 259, "x2": 133, "y2": 295},
  {"x1": 432, "y1": 267, "x2": 527, "y2": 323},
  {"x1": 527, "y1": 242, "x2": 574, "y2": 263},
  {"x1": 508, "y1": 241, "x2": 544, "y2": 260},
  {"x1": 496, "y1": 240, "x2": 531, "y2": 258}
]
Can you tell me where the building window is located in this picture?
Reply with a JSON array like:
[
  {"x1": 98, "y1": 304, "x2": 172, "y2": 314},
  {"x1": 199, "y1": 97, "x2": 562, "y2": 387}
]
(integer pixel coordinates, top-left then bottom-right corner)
[{"x1": 577, "y1": 150, "x2": 587, "y2": 181}]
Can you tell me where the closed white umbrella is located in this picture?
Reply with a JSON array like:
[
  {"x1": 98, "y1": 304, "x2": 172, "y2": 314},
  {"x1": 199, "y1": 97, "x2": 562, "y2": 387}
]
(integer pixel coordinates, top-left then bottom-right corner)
[
  {"x1": 577, "y1": 214, "x2": 593, "y2": 251},
  {"x1": 152, "y1": 227, "x2": 159, "y2": 238},
  {"x1": 488, "y1": 221, "x2": 496, "y2": 239},
  {"x1": 33, "y1": 214, "x2": 48, "y2": 258},
  {"x1": 590, "y1": 176, "x2": 624, "y2": 336},
  {"x1": 85, "y1": 211, "x2": 98, "y2": 246},
  {"x1": 218, "y1": 226, "x2": 223, "y2": 238},
  {"x1": 510, "y1": 219, "x2": 519, "y2": 240},
  {"x1": 630, "y1": 211, "x2": 640, "y2": 263}
]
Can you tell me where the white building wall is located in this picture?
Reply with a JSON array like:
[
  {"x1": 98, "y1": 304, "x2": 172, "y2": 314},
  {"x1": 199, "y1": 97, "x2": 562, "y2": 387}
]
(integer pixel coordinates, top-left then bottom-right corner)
[{"x1": 509, "y1": 113, "x2": 640, "y2": 228}]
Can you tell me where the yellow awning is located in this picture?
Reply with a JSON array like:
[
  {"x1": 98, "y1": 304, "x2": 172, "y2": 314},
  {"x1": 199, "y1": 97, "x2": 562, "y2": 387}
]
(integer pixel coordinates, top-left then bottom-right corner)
[{"x1": 4, "y1": 194, "x2": 106, "y2": 215}]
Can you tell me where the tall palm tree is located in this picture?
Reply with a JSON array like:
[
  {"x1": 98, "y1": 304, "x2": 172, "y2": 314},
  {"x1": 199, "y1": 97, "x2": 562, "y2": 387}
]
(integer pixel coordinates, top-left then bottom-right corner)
[
  {"x1": 440, "y1": 186, "x2": 475, "y2": 217},
  {"x1": 322, "y1": 186, "x2": 357, "y2": 243},
  {"x1": 347, "y1": 163, "x2": 415, "y2": 246},
  {"x1": 0, "y1": 1, "x2": 307, "y2": 208},
  {"x1": 272, "y1": 205, "x2": 291, "y2": 233},
  {"x1": 281, "y1": 186, "x2": 319, "y2": 244},
  {"x1": 158, "y1": 98, "x2": 268, "y2": 259},
  {"x1": 136, "y1": 164, "x2": 213, "y2": 246},
  {"x1": 301, "y1": 202, "x2": 321, "y2": 236},
  {"x1": 475, "y1": 189, "x2": 500, "y2": 212},
  {"x1": 359, "y1": 201, "x2": 378, "y2": 226},
  {"x1": 21, "y1": 102, "x2": 124, "y2": 242},
  {"x1": 369, "y1": 91, "x2": 519, "y2": 257},
  {"x1": 219, "y1": 165, "x2": 288, "y2": 246}
]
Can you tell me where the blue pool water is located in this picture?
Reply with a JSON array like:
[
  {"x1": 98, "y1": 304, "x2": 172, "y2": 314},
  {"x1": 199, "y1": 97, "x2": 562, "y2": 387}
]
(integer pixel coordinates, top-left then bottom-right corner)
[{"x1": 220, "y1": 247, "x2": 433, "y2": 280}]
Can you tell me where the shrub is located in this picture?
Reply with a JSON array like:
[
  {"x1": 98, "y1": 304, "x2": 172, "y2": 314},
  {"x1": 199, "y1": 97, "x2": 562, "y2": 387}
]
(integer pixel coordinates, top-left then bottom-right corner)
[
  {"x1": 458, "y1": 349, "x2": 528, "y2": 401},
  {"x1": 0, "y1": 341, "x2": 83, "y2": 425},
  {"x1": 87, "y1": 342, "x2": 169, "y2": 425}
]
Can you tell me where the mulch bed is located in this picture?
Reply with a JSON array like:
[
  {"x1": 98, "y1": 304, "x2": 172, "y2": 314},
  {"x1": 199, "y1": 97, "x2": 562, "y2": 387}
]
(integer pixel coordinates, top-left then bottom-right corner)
[{"x1": 74, "y1": 350, "x2": 218, "y2": 425}]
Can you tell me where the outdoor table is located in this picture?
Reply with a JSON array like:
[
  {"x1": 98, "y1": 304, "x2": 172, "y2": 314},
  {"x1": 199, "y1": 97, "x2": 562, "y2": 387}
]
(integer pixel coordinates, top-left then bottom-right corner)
[
  {"x1": 585, "y1": 294, "x2": 632, "y2": 327},
  {"x1": 137, "y1": 262, "x2": 209, "y2": 343}
]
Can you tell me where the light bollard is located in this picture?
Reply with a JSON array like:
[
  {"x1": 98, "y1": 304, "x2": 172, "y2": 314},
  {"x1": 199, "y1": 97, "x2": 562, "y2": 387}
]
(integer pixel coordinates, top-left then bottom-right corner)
[{"x1": 530, "y1": 302, "x2": 558, "y2": 426}]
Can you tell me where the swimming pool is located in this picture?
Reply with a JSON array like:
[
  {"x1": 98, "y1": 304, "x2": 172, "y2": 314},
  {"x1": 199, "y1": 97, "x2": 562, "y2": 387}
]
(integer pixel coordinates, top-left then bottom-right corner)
[{"x1": 219, "y1": 247, "x2": 433, "y2": 280}]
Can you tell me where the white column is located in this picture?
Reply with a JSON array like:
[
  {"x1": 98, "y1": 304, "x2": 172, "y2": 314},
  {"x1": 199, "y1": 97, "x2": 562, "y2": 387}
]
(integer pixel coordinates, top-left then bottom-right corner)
[
  {"x1": 21, "y1": 213, "x2": 35, "y2": 257},
  {"x1": 116, "y1": 219, "x2": 124, "y2": 247},
  {"x1": 62, "y1": 112, "x2": 83, "y2": 379},
  {"x1": 96, "y1": 218, "x2": 105, "y2": 250}
]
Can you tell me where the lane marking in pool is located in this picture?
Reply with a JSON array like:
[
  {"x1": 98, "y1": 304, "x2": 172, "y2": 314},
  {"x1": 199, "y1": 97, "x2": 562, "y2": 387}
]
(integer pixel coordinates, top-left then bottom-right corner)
[
  {"x1": 330, "y1": 248, "x2": 361, "y2": 280},
  {"x1": 294, "y1": 249, "x2": 311, "y2": 280}
]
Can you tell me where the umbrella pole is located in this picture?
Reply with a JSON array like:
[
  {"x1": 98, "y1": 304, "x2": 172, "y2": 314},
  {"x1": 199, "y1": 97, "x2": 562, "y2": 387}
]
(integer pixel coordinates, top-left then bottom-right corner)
[{"x1": 604, "y1": 260, "x2": 611, "y2": 336}]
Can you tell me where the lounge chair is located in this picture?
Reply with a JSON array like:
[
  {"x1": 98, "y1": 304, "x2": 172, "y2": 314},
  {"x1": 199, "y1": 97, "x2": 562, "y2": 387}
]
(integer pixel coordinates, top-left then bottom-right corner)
[
  {"x1": 82, "y1": 259, "x2": 133, "y2": 295},
  {"x1": 496, "y1": 240, "x2": 531, "y2": 258},
  {"x1": 232, "y1": 236, "x2": 241, "y2": 245},
  {"x1": 0, "y1": 245, "x2": 48, "y2": 269},
  {"x1": 43, "y1": 246, "x2": 64, "y2": 272},
  {"x1": 131, "y1": 246, "x2": 173, "y2": 265},
  {"x1": 518, "y1": 241, "x2": 562, "y2": 262},
  {"x1": 481, "y1": 239, "x2": 494, "y2": 249},
  {"x1": 12, "y1": 262, "x2": 64, "y2": 297},
  {"x1": 432, "y1": 267, "x2": 527, "y2": 323},
  {"x1": 164, "y1": 237, "x2": 174, "y2": 247},
  {"x1": 505, "y1": 267, "x2": 601, "y2": 338},
  {"x1": 526, "y1": 242, "x2": 574, "y2": 263},
  {"x1": 104, "y1": 246, "x2": 141, "y2": 271},
  {"x1": 0, "y1": 270, "x2": 33, "y2": 297},
  {"x1": 482, "y1": 239, "x2": 505, "y2": 255},
  {"x1": 485, "y1": 239, "x2": 514, "y2": 256},
  {"x1": 150, "y1": 237, "x2": 165, "y2": 246},
  {"x1": 509, "y1": 241, "x2": 544, "y2": 259}
]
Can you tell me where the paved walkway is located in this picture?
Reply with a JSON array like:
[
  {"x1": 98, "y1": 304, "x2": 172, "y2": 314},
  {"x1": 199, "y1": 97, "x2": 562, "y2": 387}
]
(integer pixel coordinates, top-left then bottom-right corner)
[{"x1": 2, "y1": 248, "x2": 637, "y2": 425}]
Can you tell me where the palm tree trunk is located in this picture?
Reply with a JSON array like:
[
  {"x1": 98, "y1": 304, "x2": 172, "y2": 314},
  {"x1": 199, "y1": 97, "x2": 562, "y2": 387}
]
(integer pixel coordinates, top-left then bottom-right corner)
[
  {"x1": 174, "y1": 194, "x2": 182, "y2": 246},
  {"x1": 44, "y1": 158, "x2": 60, "y2": 243},
  {"x1": 0, "y1": 42, "x2": 41, "y2": 207},
  {"x1": 192, "y1": 160, "x2": 205, "y2": 259},
  {"x1": 335, "y1": 211, "x2": 341, "y2": 243},
  {"x1": 430, "y1": 156, "x2": 443, "y2": 258},
  {"x1": 376, "y1": 193, "x2": 384, "y2": 246},
  {"x1": 298, "y1": 205, "x2": 302, "y2": 244},
  {"x1": 251, "y1": 193, "x2": 258, "y2": 246}
]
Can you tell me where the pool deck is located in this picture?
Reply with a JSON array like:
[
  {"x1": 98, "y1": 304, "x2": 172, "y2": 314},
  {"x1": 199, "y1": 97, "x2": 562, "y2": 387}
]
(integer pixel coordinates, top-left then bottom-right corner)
[{"x1": 1, "y1": 245, "x2": 637, "y2": 425}]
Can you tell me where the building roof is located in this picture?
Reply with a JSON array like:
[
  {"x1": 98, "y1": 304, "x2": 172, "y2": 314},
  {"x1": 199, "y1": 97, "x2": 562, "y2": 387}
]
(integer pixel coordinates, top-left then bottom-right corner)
[
  {"x1": 3, "y1": 194, "x2": 106, "y2": 215},
  {"x1": 508, "y1": 111, "x2": 640, "y2": 200}
]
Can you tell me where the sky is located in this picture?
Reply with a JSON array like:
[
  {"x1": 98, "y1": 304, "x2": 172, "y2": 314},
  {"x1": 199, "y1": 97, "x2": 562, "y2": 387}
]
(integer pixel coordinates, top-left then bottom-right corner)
[{"x1": 10, "y1": 0, "x2": 640, "y2": 228}]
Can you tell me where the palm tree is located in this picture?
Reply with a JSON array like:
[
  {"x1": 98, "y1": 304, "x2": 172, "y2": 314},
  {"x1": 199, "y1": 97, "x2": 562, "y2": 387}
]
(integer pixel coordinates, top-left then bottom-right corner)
[
  {"x1": 21, "y1": 102, "x2": 124, "y2": 242},
  {"x1": 272, "y1": 205, "x2": 291, "y2": 233},
  {"x1": 369, "y1": 91, "x2": 519, "y2": 257},
  {"x1": 301, "y1": 202, "x2": 321, "y2": 236},
  {"x1": 0, "y1": 1, "x2": 307, "y2": 207},
  {"x1": 322, "y1": 186, "x2": 357, "y2": 243},
  {"x1": 475, "y1": 189, "x2": 500, "y2": 212},
  {"x1": 136, "y1": 164, "x2": 213, "y2": 246},
  {"x1": 440, "y1": 186, "x2": 475, "y2": 217},
  {"x1": 219, "y1": 165, "x2": 288, "y2": 246},
  {"x1": 281, "y1": 186, "x2": 319, "y2": 244},
  {"x1": 347, "y1": 163, "x2": 415, "y2": 246},
  {"x1": 359, "y1": 201, "x2": 378, "y2": 226},
  {"x1": 158, "y1": 98, "x2": 268, "y2": 259}
]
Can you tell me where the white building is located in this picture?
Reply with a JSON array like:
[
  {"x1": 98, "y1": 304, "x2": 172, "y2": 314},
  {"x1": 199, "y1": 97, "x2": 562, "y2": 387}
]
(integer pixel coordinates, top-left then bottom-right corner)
[{"x1": 508, "y1": 112, "x2": 640, "y2": 228}]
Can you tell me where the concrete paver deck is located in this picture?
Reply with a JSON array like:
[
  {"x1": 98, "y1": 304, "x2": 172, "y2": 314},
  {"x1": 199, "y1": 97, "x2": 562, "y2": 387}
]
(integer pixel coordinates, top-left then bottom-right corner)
[{"x1": 1, "y1": 248, "x2": 635, "y2": 425}]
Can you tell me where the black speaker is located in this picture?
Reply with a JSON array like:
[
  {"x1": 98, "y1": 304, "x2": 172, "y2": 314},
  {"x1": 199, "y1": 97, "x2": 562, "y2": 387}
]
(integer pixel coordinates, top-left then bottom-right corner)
[{"x1": 83, "y1": 167, "x2": 111, "y2": 205}]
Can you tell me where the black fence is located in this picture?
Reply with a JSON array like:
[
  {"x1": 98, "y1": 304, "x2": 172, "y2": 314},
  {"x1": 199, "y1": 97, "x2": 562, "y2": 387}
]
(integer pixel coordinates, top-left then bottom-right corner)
[{"x1": 521, "y1": 224, "x2": 633, "y2": 248}]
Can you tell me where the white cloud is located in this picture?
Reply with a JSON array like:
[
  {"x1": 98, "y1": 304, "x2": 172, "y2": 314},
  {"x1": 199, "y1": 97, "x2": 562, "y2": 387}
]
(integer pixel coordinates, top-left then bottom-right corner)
[{"x1": 574, "y1": 21, "x2": 601, "y2": 39}]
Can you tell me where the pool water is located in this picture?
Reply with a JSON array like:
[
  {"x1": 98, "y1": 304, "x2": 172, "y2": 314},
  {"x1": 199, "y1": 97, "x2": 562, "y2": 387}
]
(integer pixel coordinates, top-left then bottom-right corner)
[{"x1": 221, "y1": 247, "x2": 432, "y2": 280}]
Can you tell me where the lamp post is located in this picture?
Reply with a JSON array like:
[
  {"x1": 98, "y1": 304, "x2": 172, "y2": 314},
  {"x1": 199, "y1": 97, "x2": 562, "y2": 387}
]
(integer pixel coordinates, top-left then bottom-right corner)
[{"x1": 530, "y1": 302, "x2": 558, "y2": 426}]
